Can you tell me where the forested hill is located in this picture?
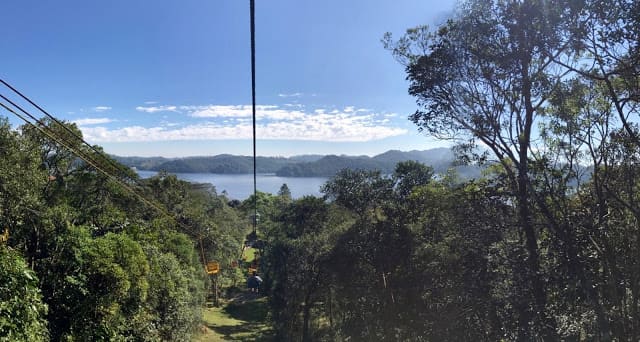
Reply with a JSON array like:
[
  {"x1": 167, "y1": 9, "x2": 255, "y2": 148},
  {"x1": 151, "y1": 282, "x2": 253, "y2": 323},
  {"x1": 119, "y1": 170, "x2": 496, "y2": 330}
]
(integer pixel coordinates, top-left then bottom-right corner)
[
  {"x1": 275, "y1": 148, "x2": 456, "y2": 176},
  {"x1": 115, "y1": 154, "x2": 294, "y2": 174},
  {"x1": 114, "y1": 147, "x2": 481, "y2": 177}
]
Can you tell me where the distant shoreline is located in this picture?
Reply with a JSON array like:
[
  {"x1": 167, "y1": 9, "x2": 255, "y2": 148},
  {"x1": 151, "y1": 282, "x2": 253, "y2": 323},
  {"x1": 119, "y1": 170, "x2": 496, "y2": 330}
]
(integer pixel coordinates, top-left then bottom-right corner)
[
  {"x1": 115, "y1": 147, "x2": 482, "y2": 178},
  {"x1": 136, "y1": 169, "x2": 329, "y2": 179}
]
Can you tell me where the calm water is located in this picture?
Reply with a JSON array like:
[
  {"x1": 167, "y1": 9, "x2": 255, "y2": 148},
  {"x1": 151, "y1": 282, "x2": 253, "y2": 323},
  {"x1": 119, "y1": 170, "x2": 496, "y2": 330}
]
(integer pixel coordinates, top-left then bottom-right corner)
[{"x1": 136, "y1": 170, "x2": 328, "y2": 200}]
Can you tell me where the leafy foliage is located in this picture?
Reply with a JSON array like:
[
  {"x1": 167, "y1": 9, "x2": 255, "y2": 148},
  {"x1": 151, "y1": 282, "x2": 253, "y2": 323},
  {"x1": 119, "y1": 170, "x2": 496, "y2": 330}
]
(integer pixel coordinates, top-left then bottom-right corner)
[
  {"x1": 0, "y1": 247, "x2": 48, "y2": 341},
  {"x1": 0, "y1": 118, "x2": 246, "y2": 341}
]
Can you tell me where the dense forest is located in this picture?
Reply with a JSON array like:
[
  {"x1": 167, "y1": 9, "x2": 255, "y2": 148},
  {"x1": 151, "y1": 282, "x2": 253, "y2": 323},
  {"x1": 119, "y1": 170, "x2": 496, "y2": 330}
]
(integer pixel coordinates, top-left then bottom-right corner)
[
  {"x1": 2, "y1": 0, "x2": 640, "y2": 341},
  {"x1": 257, "y1": 0, "x2": 640, "y2": 340},
  {"x1": 0, "y1": 118, "x2": 251, "y2": 340}
]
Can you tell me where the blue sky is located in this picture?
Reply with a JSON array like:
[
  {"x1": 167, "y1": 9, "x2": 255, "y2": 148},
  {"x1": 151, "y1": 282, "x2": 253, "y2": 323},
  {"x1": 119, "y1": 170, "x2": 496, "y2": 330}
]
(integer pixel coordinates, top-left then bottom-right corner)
[{"x1": 2, "y1": 0, "x2": 456, "y2": 157}]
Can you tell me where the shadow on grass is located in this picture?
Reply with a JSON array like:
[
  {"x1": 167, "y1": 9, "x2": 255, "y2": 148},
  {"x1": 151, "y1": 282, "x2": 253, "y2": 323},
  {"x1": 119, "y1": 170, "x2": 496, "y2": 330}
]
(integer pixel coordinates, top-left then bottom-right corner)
[
  {"x1": 206, "y1": 296, "x2": 274, "y2": 341},
  {"x1": 224, "y1": 297, "x2": 269, "y2": 322},
  {"x1": 208, "y1": 321, "x2": 273, "y2": 341}
]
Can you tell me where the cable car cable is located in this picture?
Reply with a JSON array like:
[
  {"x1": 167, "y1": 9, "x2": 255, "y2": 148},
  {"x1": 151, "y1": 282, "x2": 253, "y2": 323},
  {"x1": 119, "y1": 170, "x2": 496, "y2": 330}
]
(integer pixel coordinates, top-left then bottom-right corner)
[
  {"x1": 2, "y1": 97, "x2": 217, "y2": 274},
  {"x1": 0, "y1": 96, "x2": 213, "y2": 245},
  {"x1": 1, "y1": 79, "x2": 139, "y2": 185},
  {"x1": 250, "y1": 0, "x2": 258, "y2": 236},
  {"x1": 0, "y1": 85, "x2": 212, "y2": 241},
  {"x1": 0, "y1": 98, "x2": 172, "y2": 222}
]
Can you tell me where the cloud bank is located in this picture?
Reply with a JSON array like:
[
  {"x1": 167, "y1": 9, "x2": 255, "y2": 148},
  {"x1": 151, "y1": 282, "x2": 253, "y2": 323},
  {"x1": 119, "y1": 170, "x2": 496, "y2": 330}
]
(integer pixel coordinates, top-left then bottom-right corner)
[{"x1": 79, "y1": 104, "x2": 407, "y2": 143}]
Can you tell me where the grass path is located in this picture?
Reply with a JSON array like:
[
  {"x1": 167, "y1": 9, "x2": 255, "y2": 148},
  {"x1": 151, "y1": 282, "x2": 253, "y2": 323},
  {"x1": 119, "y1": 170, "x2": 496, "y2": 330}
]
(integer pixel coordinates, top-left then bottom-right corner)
[{"x1": 195, "y1": 292, "x2": 273, "y2": 341}]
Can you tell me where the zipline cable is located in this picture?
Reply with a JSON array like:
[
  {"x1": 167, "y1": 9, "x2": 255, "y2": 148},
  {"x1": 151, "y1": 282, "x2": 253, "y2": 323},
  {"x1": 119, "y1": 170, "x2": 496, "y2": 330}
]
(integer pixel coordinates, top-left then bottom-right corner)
[
  {"x1": 2, "y1": 97, "x2": 217, "y2": 274},
  {"x1": 0, "y1": 97, "x2": 171, "y2": 221},
  {"x1": 0, "y1": 95, "x2": 213, "y2": 245},
  {"x1": 1, "y1": 81, "x2": 201, "y2": 232},
  {"x1": 1, "y1": 98, "x2": 228, "y2": 279},
  {"x1": 0, "y1": 84, "x2": 190, "y2": 234},
  {"x1": 250, "y1": 0, "x2": 258, "y2": 235},
  {"x1": 0, "y1": 79, "x2": 138, "y2": 185}
]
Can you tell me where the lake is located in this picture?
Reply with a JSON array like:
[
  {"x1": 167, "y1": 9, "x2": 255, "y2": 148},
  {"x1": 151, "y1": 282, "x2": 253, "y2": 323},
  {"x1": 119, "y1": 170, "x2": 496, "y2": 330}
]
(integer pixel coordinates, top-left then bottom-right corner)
[{"x1": 136, "y1": 170, "x2": 328, "y2": 200}]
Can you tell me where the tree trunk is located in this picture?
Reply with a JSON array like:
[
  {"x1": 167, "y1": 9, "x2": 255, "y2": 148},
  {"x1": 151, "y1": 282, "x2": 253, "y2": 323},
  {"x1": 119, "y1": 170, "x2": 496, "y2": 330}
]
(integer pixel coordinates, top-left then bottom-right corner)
[
  {"x1": 302, "y1": 294, "x2": 312, "y2": 342},
  {"x1": 517, "y1": 158, "x2": 556, "y2": 339},
  {"x1": 518, "y1": 55, "x2": 557, "y2": 339}
]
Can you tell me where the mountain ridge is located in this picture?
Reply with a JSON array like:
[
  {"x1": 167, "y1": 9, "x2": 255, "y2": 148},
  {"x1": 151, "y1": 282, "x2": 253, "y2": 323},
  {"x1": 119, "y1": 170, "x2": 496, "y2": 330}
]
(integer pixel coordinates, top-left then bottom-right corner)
[{"x1": 113, "y1": 147, "x2": 481, "y2": 178}]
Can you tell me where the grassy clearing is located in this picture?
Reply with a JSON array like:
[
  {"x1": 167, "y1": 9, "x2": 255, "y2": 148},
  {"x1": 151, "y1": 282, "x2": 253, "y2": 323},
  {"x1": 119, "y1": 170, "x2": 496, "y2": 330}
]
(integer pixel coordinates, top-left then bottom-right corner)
[
  {"x1": 194, "y1": 294, "x2": 273, "y2": 341},
  {"x1": 242, "y1": 247, "x2": 256, "y2": 263}
]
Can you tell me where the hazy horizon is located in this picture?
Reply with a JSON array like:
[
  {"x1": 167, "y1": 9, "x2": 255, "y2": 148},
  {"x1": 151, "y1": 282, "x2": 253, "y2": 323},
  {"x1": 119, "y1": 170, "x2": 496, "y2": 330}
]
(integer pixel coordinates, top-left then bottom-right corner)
[{"x1": 112, "y1": 146, "x2": 453, "y2": 159}]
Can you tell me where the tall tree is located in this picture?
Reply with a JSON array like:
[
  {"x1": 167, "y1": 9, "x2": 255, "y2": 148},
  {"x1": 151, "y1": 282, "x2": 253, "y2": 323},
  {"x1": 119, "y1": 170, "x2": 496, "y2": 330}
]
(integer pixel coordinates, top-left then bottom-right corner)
[
  {"x1": 0, "y1": 118, "x2": 46, "y2": 266},
  {"x1": 385, "y1": 0, "x2": 585, "y2": 338},
  {"x1": 264, "y1": 196, "x2": 345, "y2": 341}
]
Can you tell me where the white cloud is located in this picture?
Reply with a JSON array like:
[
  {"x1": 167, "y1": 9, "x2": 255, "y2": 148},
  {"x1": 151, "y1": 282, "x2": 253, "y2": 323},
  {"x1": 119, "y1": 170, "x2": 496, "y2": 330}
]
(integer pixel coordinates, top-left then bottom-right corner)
[
  {"x1": 93, "y1": 106, "x2": 111, "y2": 112},
  {"x1": 188, "y1": 105, "x2": 306, "y2": 121},
  {"x1": 188, "y1": 105, "x2": 262, "y2": 118},
  {"x1": 81, "y1": 104, "x2": 407, "y2": 143},
  {"x1": 81, "y1": 121, "x2": 406, "y2": 143},
  {"x1": 80, "y1": 124, "x2": 251, "y2": 142},
  {"x1": 73, "y1": 118, "x2": 115, "y2": 125},
  {"x1": 136, "y1": 105, "x2": 178, "y2": 113},
  {"x1": 278, "y1": 92, "x2": 303, "y2": 98}
]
